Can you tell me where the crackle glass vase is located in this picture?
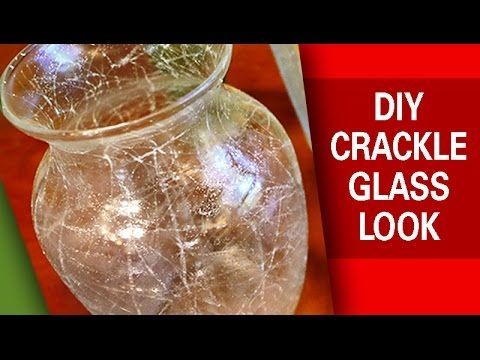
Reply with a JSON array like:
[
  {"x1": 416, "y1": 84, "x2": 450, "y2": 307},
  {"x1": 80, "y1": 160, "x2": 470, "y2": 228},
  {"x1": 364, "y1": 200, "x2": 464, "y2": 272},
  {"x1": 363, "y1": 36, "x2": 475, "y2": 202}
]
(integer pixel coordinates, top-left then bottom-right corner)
[{"x1": 1, "y1": 44, "x2": 308, "y2": 314}]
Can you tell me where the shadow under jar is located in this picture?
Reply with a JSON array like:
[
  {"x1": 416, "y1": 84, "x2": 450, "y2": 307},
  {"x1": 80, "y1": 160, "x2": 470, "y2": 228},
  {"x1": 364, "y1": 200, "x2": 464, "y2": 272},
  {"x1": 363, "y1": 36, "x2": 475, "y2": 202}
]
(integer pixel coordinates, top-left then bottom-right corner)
[{"x1": 1, "y1": 44, "x2": 308, "y2": 315}]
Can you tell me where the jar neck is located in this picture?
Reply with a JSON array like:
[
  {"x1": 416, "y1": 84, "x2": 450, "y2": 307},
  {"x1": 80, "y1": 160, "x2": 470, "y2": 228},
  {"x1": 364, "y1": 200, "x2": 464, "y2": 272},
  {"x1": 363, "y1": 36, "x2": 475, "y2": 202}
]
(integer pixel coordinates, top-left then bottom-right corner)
[
  {"x1": 2, "y1": 44, "x2": 233, "y2": 147},
  {"x1": 47, "y1": 83, "x2": 223, "y2": 155}
]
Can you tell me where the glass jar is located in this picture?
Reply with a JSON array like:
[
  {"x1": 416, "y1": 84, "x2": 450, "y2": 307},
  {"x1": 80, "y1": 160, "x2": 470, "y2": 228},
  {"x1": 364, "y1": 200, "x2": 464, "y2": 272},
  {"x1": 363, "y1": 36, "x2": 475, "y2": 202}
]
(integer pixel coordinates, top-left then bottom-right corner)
[{"x1": 1, "y1": 44, "x2": 308, "y2": 314}]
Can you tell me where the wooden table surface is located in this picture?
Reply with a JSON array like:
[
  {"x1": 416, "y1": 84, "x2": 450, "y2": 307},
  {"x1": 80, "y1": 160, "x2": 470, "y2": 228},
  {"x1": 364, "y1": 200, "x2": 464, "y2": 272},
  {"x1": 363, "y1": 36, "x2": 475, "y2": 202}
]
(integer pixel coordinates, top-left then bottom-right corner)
[{"x1": 0, "y1": 44, "x2": 332, "y2": 315}]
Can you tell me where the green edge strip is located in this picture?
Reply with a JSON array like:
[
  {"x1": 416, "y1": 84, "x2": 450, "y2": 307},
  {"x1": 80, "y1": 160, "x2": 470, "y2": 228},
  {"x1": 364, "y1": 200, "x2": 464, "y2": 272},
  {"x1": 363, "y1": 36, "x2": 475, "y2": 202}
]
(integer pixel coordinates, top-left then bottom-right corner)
[{"x1": 0, "y1": 182, "x2": 48, "y2": 314}]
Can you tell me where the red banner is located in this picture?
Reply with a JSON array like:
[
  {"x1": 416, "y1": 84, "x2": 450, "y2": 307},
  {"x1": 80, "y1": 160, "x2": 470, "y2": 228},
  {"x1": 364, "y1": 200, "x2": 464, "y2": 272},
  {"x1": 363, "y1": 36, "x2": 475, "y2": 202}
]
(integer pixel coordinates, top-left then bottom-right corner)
[{"x1": 301, "y1": 45, "x2": 480, "y2": 314}]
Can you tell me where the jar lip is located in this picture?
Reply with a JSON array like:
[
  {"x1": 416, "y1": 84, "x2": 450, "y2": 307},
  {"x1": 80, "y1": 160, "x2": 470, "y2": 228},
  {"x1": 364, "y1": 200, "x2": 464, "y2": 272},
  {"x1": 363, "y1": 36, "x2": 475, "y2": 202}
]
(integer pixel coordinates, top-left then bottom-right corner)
[{"x1": 1, "y1": 44, "x2": 233, "y2": 142}]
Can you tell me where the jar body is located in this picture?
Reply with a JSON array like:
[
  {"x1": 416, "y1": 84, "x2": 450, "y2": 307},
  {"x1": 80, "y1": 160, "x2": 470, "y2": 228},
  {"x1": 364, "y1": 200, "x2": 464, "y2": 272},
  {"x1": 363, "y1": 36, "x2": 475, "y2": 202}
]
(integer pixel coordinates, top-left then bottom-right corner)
[{"x1": 32, "y1": 85, "x2": 308, "y2": 315}]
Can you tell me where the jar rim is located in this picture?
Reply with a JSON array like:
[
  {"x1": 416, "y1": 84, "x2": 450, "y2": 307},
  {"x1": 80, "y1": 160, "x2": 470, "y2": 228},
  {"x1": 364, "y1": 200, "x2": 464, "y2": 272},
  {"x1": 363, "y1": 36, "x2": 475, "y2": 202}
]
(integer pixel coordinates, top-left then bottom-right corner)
[{"x1": 0, "y1": 44, "x2": 233, "y2": 142}]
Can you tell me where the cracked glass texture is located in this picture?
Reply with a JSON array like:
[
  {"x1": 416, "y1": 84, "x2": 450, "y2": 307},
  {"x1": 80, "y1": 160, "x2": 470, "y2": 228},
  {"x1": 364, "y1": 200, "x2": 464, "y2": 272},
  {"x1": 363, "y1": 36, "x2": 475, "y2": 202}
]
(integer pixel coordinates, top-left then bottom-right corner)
[{"x1": 1, "y1": 44, "x2": 308, "y2": 314}]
